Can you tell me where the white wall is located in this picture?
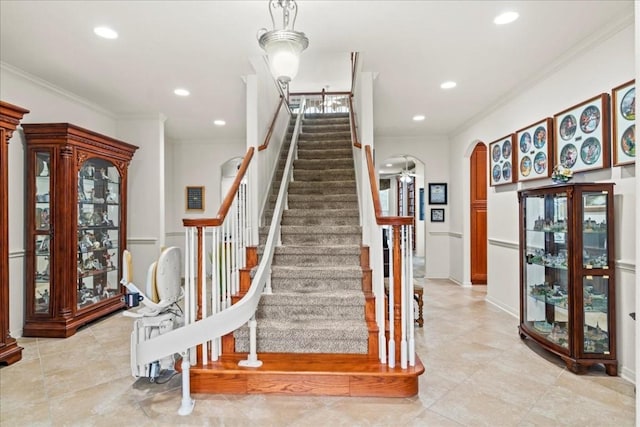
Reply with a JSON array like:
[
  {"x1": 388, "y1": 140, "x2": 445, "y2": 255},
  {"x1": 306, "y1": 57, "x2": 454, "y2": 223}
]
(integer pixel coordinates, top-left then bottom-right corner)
[
  {"x1": 449, "y1": 23, "x2": 636, "y2": 381},
  {"x1": 375, "y1": 135, "x2": 451, "y2": 278},
  {"x1": 164, "y1": 138, "x2": 246, "y2": 253},
  {"x1": 1, "y1": 65, "x2": 118, "y2": 337}
]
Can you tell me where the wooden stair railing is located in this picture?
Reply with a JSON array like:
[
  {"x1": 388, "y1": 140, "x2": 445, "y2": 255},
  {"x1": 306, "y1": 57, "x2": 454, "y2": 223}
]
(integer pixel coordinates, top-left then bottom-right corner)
[
  {"x1": 364, "y1": 145, "x2": 415, "y2": 367},
  {"x1": 258, "y1": 96, "x2": 285, "y2": 151},
  {"x1": 182, "y1": 146, "x2": 254, "y2": 366}
]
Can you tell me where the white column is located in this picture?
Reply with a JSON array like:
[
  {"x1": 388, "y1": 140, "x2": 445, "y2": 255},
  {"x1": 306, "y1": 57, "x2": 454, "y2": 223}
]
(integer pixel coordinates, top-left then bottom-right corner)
[
  {"x1": 117, "y1": 114, "x2": 166, "y2": 287},
  {"x1": 246, "y1": 74, "x2": 260, "y2": 246}
]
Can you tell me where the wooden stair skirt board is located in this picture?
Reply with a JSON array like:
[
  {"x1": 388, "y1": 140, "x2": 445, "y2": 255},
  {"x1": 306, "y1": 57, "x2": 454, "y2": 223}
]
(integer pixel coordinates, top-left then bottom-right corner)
[{"x1": 186, "y1": 353, "x2": 424, "y2": 397}]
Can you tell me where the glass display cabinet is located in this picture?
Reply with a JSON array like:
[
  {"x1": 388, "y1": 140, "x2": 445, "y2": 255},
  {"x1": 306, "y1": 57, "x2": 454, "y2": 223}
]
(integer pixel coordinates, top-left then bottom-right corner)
[
  {"x1": 0, "y1": 101, "x2": 29, "y2": 365},
  {"x1": 518, "y1": 182, "x2": 616, "y2": 375},
  {"x1": 23, "y1": 123, "x2": 137, "y2": 337}
]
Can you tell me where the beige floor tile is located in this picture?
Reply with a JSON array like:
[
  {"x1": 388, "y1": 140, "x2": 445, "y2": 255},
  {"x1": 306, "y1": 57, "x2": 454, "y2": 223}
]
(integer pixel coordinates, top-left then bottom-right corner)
[
  {"x1": 0, "y1": 279, "x2": 635, "y2": 426},
  {"x1": 0, "y1": 359, "x2": 47, "y2": 413}
]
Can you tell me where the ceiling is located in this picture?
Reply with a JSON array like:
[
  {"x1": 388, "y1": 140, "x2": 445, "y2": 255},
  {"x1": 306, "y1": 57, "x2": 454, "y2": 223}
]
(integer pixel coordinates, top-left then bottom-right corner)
[{"x1": 0, "y1": 1, "x2": 633, "y2": 150}]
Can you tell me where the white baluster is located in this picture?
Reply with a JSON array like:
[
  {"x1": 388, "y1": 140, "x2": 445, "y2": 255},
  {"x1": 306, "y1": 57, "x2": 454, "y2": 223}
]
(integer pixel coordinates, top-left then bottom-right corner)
[
  {"x1": 400, "y1": 225, "x2": 407, "y2": 369},
  {"x1": 177, "y1": 350, "x2": 195, "y2": 416}
]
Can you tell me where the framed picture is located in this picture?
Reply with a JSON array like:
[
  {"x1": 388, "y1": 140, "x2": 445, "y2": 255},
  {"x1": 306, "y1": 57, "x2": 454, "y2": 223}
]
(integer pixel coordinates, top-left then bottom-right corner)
[
  {"x1": 612, "y1": 80, "x2": 635, "y2": 166},
  {"x1": 489, "y1": 134, "x2": 516, "y2": 186},
  {"x1": 553, "y1": 93, "x2": 610, "y2": 174},
  {"x1": 185, "y1": 186, "x2": 205, "y2": 211},
  {"x1": 515, "y1": 118, "x2": 553, "y2": 182},
  {"x1": 428, "y1": 183, "x2": 447, "y2": 205},
  {"x1": 430, "y1": 208, "x2": 445, "y2": 222}
]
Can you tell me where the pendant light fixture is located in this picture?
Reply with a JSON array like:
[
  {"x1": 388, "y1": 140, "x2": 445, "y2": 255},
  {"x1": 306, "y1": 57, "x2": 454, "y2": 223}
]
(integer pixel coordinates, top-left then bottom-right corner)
[{"x1": 257, "y1": 0, "x2": 309, "y2": 88}]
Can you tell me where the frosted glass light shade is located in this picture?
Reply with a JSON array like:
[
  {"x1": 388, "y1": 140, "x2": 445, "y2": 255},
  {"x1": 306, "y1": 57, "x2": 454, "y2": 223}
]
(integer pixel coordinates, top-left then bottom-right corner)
[{"x1": 265, "y1": 39, "x2": 303, "y2": 82}]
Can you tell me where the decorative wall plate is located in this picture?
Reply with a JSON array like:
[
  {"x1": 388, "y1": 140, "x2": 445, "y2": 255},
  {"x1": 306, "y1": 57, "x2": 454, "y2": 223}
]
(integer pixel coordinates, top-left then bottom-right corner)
[
  {"x1": 553, "y1": 94, "x2": 610, "y2": 174},
  {"x1": 515, "y1": 118, "x2": 553, "y2": 182},
  {"x1": 612, "y1": 80, "x2": 635, "y2": 166},
  {"x1": 489, "y1": 134, "x2": 516, "y2": 186}
]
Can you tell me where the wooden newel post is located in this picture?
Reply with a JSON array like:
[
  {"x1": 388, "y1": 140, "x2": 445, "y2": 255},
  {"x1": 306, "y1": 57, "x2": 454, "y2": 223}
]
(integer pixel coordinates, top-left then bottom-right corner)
[
  {"x1": 392, "y1": 224, "x2": 402, "y2": 363},
  {"x1": 196, "y1": 226, "x2": 204, "y2": 364}
]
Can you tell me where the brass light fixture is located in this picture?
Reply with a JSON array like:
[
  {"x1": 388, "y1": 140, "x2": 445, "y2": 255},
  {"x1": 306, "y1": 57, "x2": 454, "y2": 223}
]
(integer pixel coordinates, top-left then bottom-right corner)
[{"x1": 257, "y1": 0, "x2": 309, "y2": 88}]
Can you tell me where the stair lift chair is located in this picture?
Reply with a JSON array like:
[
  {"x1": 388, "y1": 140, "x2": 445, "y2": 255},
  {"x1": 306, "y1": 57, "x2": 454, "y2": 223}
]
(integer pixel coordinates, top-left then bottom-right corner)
[{"x1": 121, "y1": 247, "x2": 184, "y2": 380}]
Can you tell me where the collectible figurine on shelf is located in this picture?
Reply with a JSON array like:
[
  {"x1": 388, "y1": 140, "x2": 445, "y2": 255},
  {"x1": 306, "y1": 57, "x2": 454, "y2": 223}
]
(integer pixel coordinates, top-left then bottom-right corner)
[
  {"x1": 40, "y1": 208, "x2": 50, "y2": 229},
  {"x1": 37, "y1": 157, "x2": 50, "y2": 177},
  {"x1": 80, "y1": 164, "x2": 95, "y2": 178},
  {"x1": 98, "y1": 168, "x2": 109, "y2": 180},
  {"x1": 103, "y1": 251, "x2": 114, "y2": 268},
  {"x1": 105, "y1": 189, "x2": 118, "y2": 204},
  {"x1": 37, "y1": 289, "x2": 50, "y2": 306},
  {"x1": 101, "y1": 234, "x2": 113, "y2": 249}
]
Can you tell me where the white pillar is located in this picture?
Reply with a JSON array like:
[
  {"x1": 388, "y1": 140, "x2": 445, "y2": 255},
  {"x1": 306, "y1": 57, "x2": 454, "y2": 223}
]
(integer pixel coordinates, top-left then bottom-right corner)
[{"x1": 117, "y1": 114, "x2": 166, "y2": 287}]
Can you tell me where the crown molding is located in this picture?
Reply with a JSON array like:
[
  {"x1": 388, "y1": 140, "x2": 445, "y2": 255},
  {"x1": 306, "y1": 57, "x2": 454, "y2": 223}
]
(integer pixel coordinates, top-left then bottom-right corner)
[
  {"x1": 1, "y1": 61, "x2": 116, "y2": 118},
  {"x1": 451, "y1": 13, "x2": 634, "y2": 138}
]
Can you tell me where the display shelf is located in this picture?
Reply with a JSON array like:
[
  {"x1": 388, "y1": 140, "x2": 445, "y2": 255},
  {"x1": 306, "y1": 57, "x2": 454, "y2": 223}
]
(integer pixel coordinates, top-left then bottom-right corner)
[
  {"x1": 518, "y1": 182, "x2": 616, "y2": 375},
  {"x1": 23, "y1": 123, "x2": 137, "y2": 337}
]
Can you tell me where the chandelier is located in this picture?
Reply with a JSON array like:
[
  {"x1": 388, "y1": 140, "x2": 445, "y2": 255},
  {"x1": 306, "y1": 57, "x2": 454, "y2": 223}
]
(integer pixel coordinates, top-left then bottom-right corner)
[{"x1": 257, "y1": 0, "x2": 309, "y2": 87}]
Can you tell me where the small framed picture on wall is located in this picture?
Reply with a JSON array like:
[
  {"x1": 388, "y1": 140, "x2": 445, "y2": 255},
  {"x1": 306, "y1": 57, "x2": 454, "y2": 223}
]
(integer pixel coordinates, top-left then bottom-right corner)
[
  {"x1": 430, "y1": 208, "x2": 445, "y2": 222},
  {"x1": 489, "y1": 134, "x2": 516, "y2": 186},
  {"x1": 553, "y1": 93, "x2": 610, "y2": 174},
  {"x1": 185, "y1": 186, "x2": 205, "y2": 211},
  {"x1": 515, "y1": 118, "x2": 553, "y2": 182},
  {"x1": 428, "y1": 183, "x2": 447, "y2": 205},
  {"x1": 611, "y1": 80, "x2": 635, "y2": 166}
]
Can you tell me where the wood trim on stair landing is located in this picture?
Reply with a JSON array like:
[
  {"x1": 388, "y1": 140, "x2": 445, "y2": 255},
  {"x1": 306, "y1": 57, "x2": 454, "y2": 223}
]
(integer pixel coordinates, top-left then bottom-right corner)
[{"x1": 187, "y1": 353, "x2": 424, "y2": 397}]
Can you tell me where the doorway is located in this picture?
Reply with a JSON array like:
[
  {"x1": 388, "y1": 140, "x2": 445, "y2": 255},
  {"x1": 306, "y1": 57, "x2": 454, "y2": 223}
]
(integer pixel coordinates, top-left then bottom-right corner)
[{"x1": 470, "y1": 143, "x2": 487, "y2": 284}]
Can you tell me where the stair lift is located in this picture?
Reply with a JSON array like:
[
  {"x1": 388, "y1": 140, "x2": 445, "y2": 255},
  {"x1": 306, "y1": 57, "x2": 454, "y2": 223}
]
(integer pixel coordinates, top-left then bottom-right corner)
[{"x1": 121, "y1": 247, "x2": 184, "y2": 381}]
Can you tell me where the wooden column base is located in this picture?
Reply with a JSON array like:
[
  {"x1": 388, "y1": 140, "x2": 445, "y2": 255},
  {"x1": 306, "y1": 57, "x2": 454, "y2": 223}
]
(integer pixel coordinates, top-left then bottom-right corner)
[{"x1": 0, "y1": 338, "x2": 23, "y2": 366}]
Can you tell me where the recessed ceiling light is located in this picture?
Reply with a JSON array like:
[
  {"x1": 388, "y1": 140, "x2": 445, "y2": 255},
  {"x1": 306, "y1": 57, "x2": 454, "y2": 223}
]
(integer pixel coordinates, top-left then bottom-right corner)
[
  {"x1": 494, "y1": 11, "x2": 519, "y2": 25},
  {"x1": 413, "y1": 115, "x2": 426, "y2": 122},
  {"x1": 213, "y1": 119, "x2": 226, "y2": 126},
  {"x1": 385, "y1": 163, "x2": 393, "y2": 167},
  {"x1": 94, "y1": 26, "x2": 118, "y2": 39},
  {"x1": 174, "y1": 88, "x2": 190, "y2": 97},
  {"x1": 440, "y1": 81, "x2": 457, "y2": 89}
]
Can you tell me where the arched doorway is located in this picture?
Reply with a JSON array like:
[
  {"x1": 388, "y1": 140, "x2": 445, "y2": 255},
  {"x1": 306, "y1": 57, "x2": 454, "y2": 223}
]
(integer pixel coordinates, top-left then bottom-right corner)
[
  {"x1": 470, "y1": 142, "x2": 487, "y2": 284},
  {"x1": 378, "y1": 154, "x2": 425, "y2": 277}
]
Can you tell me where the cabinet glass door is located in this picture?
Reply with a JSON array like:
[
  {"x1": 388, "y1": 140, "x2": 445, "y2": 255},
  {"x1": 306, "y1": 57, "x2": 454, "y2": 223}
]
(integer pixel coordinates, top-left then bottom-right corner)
[
  {"x1": 523, "y1": 191, "x2": 570, "y2": 350},
  {"x1": 582, "y1": 191, "x2": 608, "y2": 269},
  {"x1": 77, "y1": 159, "x2": 120, "y2": 310},
  {"x1": 34, "y1": 152, "x2": 52, "y2": 314},
  {"x1": 582, "y1": 276, "x2": 610, "y2": 354}
]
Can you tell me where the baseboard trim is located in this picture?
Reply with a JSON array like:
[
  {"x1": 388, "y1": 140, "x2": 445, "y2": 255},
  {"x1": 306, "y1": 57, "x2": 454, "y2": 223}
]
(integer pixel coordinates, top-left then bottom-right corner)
[
  {"x1": 620, "y1": 366, "x2": 636, "y2": 385},
  {"x1": 127, "y1": 237, "x2": 158, "y2": 245},
  {"x1": 485, "y1": 295, "x2": 518, "y2": 319}
]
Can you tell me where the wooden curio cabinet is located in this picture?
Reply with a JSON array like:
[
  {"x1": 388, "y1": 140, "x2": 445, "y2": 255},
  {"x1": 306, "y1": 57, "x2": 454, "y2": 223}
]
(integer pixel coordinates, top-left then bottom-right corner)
[
  {"x1": 518, "y1": 182, "x2": 616, "y2": 375},
  {"x1": 0, "y1": 101, "x2": 29, "y2": 365},
  {"x1": 22, "y1": 123, "x2": 137, "y2": 337}
]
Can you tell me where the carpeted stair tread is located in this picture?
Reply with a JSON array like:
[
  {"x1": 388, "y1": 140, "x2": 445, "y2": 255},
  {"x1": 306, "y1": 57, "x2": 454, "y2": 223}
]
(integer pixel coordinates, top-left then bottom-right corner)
[
  {"x1": 293, "y1": 169, "x2": 355, "y2": 181},
  {"x1": 236, "y1": 112, "x2": 368, "y2": 355},
  {"x1": 271, "y1": 265, "x2": 363, "y2": 278},
  {"x1": 274, "y1": 245, "x2": 361, "y2": 255},
  {"x1": 234, "y1": 319, "x2": 369, "y2": 354},
  {"x1": 272, "y1": 194, "x2": 358, "y2": 205}
]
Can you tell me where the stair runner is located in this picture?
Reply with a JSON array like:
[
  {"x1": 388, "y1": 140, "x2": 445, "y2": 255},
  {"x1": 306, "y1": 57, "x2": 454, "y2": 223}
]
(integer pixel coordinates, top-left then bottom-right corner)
[{"x1": 234, "y1": 113, "x2": 369, "y2": 354}]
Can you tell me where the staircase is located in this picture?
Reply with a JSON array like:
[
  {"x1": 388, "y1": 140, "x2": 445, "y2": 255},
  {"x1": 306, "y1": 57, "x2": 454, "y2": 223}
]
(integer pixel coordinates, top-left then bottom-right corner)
[
  {"x1": 235, "y1": 113, "x2": 369, "y2": 354},
  {"x1": 186, "y1": 112, "x2": 423, "y2": 397}
]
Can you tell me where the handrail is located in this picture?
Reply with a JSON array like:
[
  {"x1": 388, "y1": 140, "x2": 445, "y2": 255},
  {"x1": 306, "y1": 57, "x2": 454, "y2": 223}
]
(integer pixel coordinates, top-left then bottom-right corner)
[
  {"x1": 258, "y1": 96, "x2": 285, "y2": 152},
  {"x1": 350, "y1": 52, "x2": 359, "y2": 95},
  {"x1": 290, "y1": 90, "x2": 352, "y2": 97},
  {"x1": 365, "y1": 145, "x2": 412, "y2": 226},
  {"x1": 183, "y1": 146, "x2": 254, "y2": 228},
  {"x1": 136, "y1": 99, "x2": 308, "y2": 414},
  {"x1": 348, "y1": 96, "x2": 361, "y2": 149}
]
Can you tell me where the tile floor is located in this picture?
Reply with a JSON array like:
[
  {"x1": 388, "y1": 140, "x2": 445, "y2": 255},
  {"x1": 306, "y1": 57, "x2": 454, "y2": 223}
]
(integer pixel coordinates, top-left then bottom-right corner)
[{"x1": 1, "y1": 278, "x2": 635, "y2": 426}]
